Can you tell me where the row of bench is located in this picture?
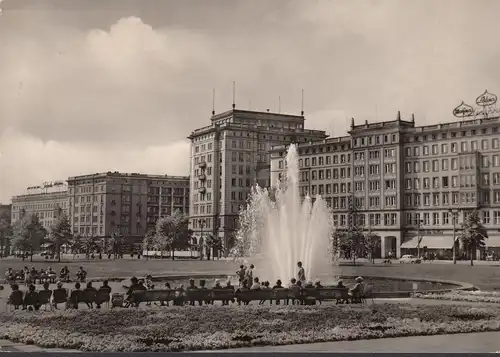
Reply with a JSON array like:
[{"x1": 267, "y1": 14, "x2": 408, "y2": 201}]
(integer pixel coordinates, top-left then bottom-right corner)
[{"x1": 127, "y1": 286, "x2": 371, "y2": 306}]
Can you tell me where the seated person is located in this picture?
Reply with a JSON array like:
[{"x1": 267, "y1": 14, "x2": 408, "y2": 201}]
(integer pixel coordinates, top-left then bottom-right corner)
[
  {"x1": 337, "y1": 280, "x2": 345, "y2": 288},
  {"x1": 221, "y1": 280, "x2": 235, "y2": 305},
  {"x1": 304, "y1": 280, "x2": 315, "y2": 288},
  {"x1": 145, "y1": 275, "x2": 154, "y2": 290},
  {"x1": 235, "y1": 279, "x2": 250, "y2": 305},
  {"x1": 95, "y1": 280, "x2": 112, "y2": 309},
  {"x1": 46, "y1": 267, "x2": 57, "y2": 283},
  {"x1": 314, "y1": 279, "x2": 323, "y2": 288},
  {"x1": 212, "y1": 279, "x2": 222, "y2": 289},
  {"x1": 250, "y1": 277, "x2": 261, "y2": 290},
  {"x1": 23, "y1": 284, "x2": 40, "y2": 311},
  {"x1": 288, "y1": 278, "x2": 301, "y2": 305},
  {"x1": 198, "y1": 280, "x2": 210, "y2": 305},
  {"x1": 76, "y1": 267, "x2": 87, "y2": 282},
  {"x1": 60, "y1": 266, "x2": 70, "y2": 281},
  {"x1": 8, "y1": 284, "x2": 23, "y2": 309},
  {"x1": 5, "y1": 268, "x2": 15, "y2": 283},
  {"x1": 125, "y1": 277, "x2": 145, "y2": 307},
  {"x1": 52, "y1": 282, "x2": 68, "y2": 309},
  {"x1": 68, "y1": 282, "x2": 83, "y2": 309},
  {"x1": 83, "y1": 282, "x2": 98, "y2": 308},
  {"x1": 259, "y1": 281, "x2": 271, "y2": 305},
  {"x1": 349, "y1": 277, "x2": 365, "y2": 303}
]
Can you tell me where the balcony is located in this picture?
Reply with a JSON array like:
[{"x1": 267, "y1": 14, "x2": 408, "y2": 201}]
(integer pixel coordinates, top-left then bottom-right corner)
[
  {"x1": 198, "y1": 187, "x2": 207, "y2": 194},
  {"x1": 198, "y1": 161, "x2": 207, "y2": 169},
  {"x1": 198, "y1": 174, "x2": 206, "y2": 181}
]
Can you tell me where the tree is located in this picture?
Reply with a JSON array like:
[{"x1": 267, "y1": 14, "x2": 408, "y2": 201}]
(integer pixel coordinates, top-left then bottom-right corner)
[
  {"x1": 49, "y1": 211, "x2": 73, "y2": 262},
  {"x1": 205, "y1": 234, "x2": 223, "y2": 261},
  {"x1": 364, "y1": 232, "x2": 381, "y2": 263},
  {"x1": 81, "y1": 236, "x2": 101, "y2": 260},
  {"x1": 155, "y1": 211, "x2": 192, "y2": 260},
  {"x1": 11, "y1": 213, "x2": 46, "y2": 262},
  {"x1": 142, "y1": 230, "x2": 156, "y2": 260},
  {"x1": 334, "y1": 197, "x2": 366, "y2": 264},
  {"x1": 0, "y1": 211, "x2": 12, "y2": 258},
  {"x1": 459, "y1": 210, "x2": 488, "y2": 266}
]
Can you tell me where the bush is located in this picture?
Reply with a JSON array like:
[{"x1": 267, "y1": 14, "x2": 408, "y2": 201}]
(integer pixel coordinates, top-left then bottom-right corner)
[
  {"x1": 2, "y1": 304, "x2": 500, "y2": 351},
  {"x1": 415, "y1": 291, "x2": 500, "y2": 304}
]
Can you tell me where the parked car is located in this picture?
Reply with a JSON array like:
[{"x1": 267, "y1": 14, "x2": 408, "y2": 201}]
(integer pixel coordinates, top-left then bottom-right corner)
[{"x1": 399, "y1": 254, "x2": 421, "y2": 264}]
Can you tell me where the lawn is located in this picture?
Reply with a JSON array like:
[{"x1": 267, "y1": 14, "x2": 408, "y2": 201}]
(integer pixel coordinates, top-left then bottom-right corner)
[
  {"x1": 2, "y1": 259, "x2": 500, "y2": 290},
  {"x1": 2, "y1": 303, "x2": 500, "y2": 351}
]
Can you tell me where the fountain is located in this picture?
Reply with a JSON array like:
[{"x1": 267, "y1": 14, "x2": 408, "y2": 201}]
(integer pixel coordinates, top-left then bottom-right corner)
[{"x1": 231, "y1": 144, "x2": 338, "y2": 284}]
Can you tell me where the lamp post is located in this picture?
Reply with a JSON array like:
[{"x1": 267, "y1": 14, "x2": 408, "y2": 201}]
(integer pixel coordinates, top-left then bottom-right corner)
[
  {"x1": 449, "y1": 209, "x2": 458, "y2": 264},
  {"x1": 199, "y1": 219, "x2": 206, "y2": 261},
  {"x1": 416, "y1": 219, "x2": 423, "y2": 258}
]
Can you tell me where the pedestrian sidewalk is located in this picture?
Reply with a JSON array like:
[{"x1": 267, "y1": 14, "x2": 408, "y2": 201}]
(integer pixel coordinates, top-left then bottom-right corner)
[{"x1": 0, "y1": 339, "x2": 80, "y2": 352}]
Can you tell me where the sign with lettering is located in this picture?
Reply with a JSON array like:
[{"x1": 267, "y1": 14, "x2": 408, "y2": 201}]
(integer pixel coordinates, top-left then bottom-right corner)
[
  {"x1": 453, "y1": 89, "x2": 500, "y2": 118},
  {"x1": 476, "y1": 90, "x2": 497, "y2": 107},
  {"x1": 453, "y1": 101, "x2": 474, "y2": 118}
]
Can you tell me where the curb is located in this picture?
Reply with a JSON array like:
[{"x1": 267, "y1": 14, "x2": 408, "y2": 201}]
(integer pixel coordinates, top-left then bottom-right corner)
[{"x1": 337, "y1": 275, "x2": 475, "y2": 298}]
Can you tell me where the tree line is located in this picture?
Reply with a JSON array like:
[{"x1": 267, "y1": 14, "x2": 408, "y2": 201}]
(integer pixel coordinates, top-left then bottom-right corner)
[
  {"x1": 333, "y1": 199, "x2": 489, "y2": 265},
  {"x1": 142, "y1": 210, "x2": 223, "y2": 260},
  {"x1": 0, "y1": 208, "x2": 126, "y2": 262}
]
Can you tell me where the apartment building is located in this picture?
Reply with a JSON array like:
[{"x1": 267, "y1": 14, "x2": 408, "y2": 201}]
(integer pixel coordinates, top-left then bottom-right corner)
[
  {"x1": 11, "y1": 190, "x2": 69, "y2": 230},
  {"x1": 188, "y1": 109, "x2": 327, "y2": 253},
  {"x1": 67, "y1": 172, "x2": 189, "y2": 242},
  {"x1": 270, "y1": 113, "x2": 500, "y2": 259}
]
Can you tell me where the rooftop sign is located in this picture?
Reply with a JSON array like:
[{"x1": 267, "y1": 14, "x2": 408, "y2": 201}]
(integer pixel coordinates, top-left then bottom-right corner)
[{"x1": 453, "y1": 89, "x2": 500, "y2": 118}]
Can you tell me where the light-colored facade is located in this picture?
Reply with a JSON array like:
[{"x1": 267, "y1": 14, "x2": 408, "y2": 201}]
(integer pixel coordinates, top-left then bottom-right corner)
[
  {"x1": 11, "y1": 191, "x2": 69, "y2": 230},
  {"x1": 67, "y1": 172, "x2": 189, "y2": 240},
  {"x1": 270, "y1": 113, "x2": 500, "y2": 259},
  {"x1": 188, "y1": 109, "x2": 327, "y2": 253}
]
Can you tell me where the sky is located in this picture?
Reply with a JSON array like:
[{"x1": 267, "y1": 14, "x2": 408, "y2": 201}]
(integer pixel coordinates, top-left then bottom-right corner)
[{"x1": 1, "y1": 0, "x2": 500, "y2": 203}]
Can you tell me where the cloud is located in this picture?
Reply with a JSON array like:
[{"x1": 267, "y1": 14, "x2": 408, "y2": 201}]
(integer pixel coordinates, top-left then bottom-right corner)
[
  {"x1": 0, "y1": 16, "x2": 212, "y2": 144},
  {"x1": 1, "y1": 0, "x2": 500, "y2": 202},
  {"x1": 0, "y1": 127, "x2": 190, "y2": 201}
]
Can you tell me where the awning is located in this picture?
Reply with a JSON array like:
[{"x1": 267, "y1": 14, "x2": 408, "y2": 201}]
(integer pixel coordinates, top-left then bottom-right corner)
[
  {"x1": 485, "y1": 236, "x2": 500, "y2": 248},
  {"x1": 401, "y1": 235, "x2": 454, "y2": 249}
]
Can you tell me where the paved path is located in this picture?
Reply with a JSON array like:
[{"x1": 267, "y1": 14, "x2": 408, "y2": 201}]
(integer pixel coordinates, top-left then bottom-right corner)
[
  {"x1": 0, "y1": 339, "x2": 80, "y2": 352},
  {"x1": 218, "y1": 331, "x2": 500, "y2": 353}
]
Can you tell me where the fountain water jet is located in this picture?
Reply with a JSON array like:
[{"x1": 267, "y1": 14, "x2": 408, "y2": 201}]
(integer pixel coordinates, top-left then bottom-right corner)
[{"x1": 231, "y1": 144, "x2": 338, "y2": 283}]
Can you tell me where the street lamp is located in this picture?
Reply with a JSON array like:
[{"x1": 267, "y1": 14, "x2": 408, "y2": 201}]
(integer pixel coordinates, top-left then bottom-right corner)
[
  {"x1": 449, "y1": 209, "x2": 459, "y2": 264},
  {"x1": 416, "y1": 219, "x2": 424, "y2": 258},
  {"x1": 199, "y1": 219, "x2": 206, "y2": 261}
]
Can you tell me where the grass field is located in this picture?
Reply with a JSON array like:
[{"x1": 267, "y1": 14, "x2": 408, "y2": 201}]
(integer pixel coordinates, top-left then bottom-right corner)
[{"x1": 2, "y1": 257, "x2": 500, "y2": 290}]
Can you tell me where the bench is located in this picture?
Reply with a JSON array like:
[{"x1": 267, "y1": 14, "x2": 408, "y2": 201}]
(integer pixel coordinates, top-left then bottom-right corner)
[
  {"x1": 209, "y1": 289, "x2": 235, "y2": 304},
  {"x1": 38, "y1": 290, "x2": 52, "y2": 310},
  {"x1": 312, "y1": 287, "x2": 350, "y2": 304},
  {"x1": 6, "y1": 290, "x2": 23, "y2": 311},
  {"x1": 184, "y1": 289, "x2": 212, "y2": 305},
  {"x1": 235, "y1": 289, "x2": 274, "y2": 304},
  {"x1": 129, "y1": 289, "x2": 177, "y2": 307}
]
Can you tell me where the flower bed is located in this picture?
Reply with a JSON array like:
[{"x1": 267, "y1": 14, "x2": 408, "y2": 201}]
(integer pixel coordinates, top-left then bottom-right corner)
[
  {"x1": 2, "y1": 303, "x2": 500, "y2": 351},
  {"x1": 415, "y1": 291, "x2": 500, "y2": 304}
]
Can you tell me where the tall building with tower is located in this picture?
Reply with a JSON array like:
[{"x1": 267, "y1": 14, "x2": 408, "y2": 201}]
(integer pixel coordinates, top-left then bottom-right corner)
[{"x1": 188, "y1": 106, "x2": 327, "y2": 255}]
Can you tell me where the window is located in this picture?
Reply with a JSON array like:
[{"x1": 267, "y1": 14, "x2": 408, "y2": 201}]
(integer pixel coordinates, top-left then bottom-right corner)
[{"x1": 483, "y1": 211, "x2": 490, "y2": 225}]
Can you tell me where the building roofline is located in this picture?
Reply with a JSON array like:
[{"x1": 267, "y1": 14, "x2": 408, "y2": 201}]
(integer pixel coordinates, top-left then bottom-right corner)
[
  {"x1": 210, "y1": 109, "x2": 305, "y2": 121},
  {"x1": 12, "y1": 191, "x2": 68, "y2": 200},
  {"x1": 67, "y1": 172, "x2": 190, "y2": 181}
]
